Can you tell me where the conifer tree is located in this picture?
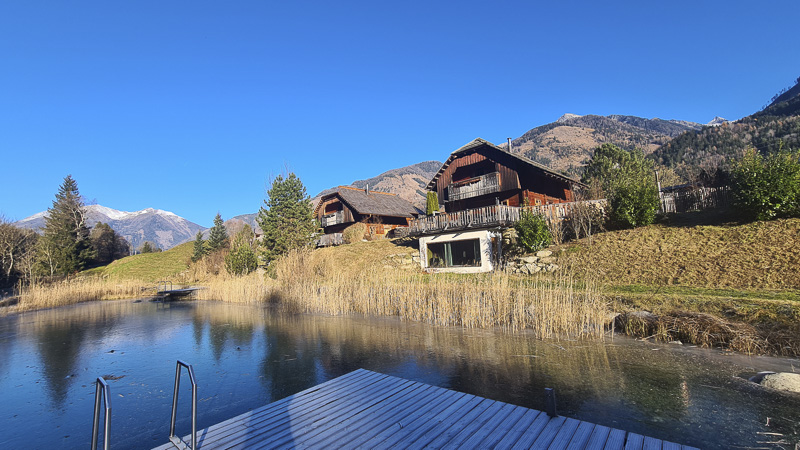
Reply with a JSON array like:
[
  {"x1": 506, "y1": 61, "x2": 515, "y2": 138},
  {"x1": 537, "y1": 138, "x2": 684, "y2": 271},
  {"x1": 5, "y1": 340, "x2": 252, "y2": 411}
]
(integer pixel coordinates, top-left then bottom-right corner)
[
  {"x1": 224, "y1": 225, "x2": 258, "y2": 275},
  {"x1": 191, "y1": 230, "x2": 207, "y2": 262},
  {"x1": 140, "y1": 241, "x2": 155, "y2": 253},
  {"x1": 37, "y1": 175, "x2": 95, "y2": 276},
  {"x1": 257, "y1": 173, "x2": 317, "y2": 263},
  {"x1": 90, "y1": 222, "x2": 129, "y2": 266},
  {"x1": 207, "y1": 213, "x2": 228, "y2": 252},
  {"x1": 426, "y1": 191, "x2": 439, "y2": 215}
]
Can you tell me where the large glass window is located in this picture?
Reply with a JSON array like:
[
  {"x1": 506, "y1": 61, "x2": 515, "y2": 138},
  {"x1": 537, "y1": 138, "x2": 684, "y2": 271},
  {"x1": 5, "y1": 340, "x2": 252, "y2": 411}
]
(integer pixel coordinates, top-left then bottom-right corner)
[{"x1": 427, "y1": 239, "x2": 481, "y2": 268}]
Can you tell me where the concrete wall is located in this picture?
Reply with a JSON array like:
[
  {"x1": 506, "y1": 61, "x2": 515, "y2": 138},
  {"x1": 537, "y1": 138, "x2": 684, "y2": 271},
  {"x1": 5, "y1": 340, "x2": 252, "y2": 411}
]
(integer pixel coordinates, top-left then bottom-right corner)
[{"x1": 418, "y1": 229, "x2": 501, "y2": 274}]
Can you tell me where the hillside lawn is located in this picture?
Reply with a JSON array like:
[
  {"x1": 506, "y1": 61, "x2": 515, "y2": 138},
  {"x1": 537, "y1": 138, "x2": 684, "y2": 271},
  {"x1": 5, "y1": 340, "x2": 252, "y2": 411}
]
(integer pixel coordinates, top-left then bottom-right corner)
[{"x1": 83, "y1": 241, "x2": 194, "y2": 283}]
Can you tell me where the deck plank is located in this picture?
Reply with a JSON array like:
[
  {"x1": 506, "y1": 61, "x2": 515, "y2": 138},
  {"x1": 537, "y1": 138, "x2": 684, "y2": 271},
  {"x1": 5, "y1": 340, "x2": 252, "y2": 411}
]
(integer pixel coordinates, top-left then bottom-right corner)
[
  {"x1": 545, "y1": 417, "x2": 581, "y2": 450},
  {"x1": 492, "y1": 409, "x2": 544, "y2": 450},
  {"x1": 441, "y1": 401, "x2": 516, "y2": 449},
  {"x1": 605, "y1": 428, "x2": 627, "y2": 450},
  {"x1": 295, "y1": 382, "x2": 440, "y2": 448},
  {"x1": 566, "y1": 421, "x2": 599, "y2": 450},
  {"x1": 471, "y1": 404, "x2": 528, "y2": 448},
  {"x1": 152, "y1": 369, "x2": 695, "y2": 450},
  {"x1": 230, "y1": 375, "x2": 414, "y2": 449},
  {"x1": 372, "y1": 391, "x2": 478, "y2": 448},
  {"x1": 625, "y1": 432, "x2": 646, "y2": 450},
  {"x1": 583, "y1": 424, "x2": 612, "y2": 450}
]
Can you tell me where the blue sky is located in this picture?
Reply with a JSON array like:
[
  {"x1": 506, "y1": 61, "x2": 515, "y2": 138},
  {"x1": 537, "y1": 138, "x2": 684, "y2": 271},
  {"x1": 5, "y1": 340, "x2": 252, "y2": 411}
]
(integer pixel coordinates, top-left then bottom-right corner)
[{"x1": 2, "y1": 1, "x2": 799, "y2": 227}]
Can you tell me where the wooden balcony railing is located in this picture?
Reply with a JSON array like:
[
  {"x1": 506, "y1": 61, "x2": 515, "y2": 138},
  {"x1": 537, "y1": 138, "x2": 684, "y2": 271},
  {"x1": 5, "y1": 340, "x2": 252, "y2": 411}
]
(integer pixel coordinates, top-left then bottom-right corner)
[
  {"x1": 447, "y1": 172, "x2": 501, "y2": 201},
  {"x1": 321, "y1": 211, "x2": 345, "y2": 227},
  {"x1": 409, "y1": 200, "x2": 607, "y2": 236}
]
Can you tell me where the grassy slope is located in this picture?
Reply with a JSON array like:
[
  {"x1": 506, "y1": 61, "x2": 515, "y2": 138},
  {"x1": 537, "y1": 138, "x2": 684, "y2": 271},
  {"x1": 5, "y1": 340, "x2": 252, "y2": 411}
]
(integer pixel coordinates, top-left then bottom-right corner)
[
  {"x1": 558, "y1": 214, "x2": 800, "y2": 354},
  {"x1": 562, "y1": 216, "x2": 800, "y2": 291},
  {"x1": 83, "y1": 241, "x2": 194, "y2": 282}
]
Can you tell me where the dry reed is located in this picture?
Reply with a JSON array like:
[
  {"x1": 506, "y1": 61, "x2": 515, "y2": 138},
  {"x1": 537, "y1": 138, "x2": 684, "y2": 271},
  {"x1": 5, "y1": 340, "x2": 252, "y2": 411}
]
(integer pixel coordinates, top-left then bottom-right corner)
[
  {"x1": 16, "y1": 277, "x2": 144, "y2": 312},
  {"x1": 265, "y1": 249, "x2": 610, "y2": 340}
]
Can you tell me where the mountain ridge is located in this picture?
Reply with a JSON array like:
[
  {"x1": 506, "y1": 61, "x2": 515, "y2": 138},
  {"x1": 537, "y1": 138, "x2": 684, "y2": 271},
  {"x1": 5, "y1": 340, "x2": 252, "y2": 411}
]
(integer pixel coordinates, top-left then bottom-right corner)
[
  {"x1": 506, "y1": 114, "x2": 704, "y2": 176},
  {"x1": 16, "y1": 205, "x2": 206, "y2": 251}
]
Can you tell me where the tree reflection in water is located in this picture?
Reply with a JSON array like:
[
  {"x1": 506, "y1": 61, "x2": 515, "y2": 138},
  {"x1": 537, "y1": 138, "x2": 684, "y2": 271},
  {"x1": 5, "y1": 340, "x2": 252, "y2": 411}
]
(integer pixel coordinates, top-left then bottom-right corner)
[{"x1": 0, "y1": 300, "x2": 796, "y2": 449}]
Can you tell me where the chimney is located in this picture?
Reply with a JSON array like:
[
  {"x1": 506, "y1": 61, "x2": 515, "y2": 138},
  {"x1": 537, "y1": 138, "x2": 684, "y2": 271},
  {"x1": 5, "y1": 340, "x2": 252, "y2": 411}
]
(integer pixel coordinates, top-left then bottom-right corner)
[
  {"x1": 507, "y1": 137, "x2": 512, "y2": 150},
  {"x1": 365, "y1": 184, "x2": 369, "y2": 194}
]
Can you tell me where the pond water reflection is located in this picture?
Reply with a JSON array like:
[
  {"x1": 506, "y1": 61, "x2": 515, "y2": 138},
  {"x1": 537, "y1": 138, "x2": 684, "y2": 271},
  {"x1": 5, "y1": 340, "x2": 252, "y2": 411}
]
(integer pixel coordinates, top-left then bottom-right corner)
[{"x1": 0, "y1": 300, "x2": 798, "y2": 449}]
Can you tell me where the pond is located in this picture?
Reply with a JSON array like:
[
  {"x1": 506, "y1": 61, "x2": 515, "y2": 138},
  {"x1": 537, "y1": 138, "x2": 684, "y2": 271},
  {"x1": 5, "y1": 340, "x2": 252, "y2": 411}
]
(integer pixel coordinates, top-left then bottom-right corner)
[{"x1": 0, "y1": 299, "x2": 798, "y2": 449}]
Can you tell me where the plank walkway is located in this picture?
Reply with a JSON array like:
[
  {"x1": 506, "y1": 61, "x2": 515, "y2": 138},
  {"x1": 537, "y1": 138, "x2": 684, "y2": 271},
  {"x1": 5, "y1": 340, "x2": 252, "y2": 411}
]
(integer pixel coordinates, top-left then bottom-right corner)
[{"x1": 154, "y1": 369, "x2": 699, "y2": 449}]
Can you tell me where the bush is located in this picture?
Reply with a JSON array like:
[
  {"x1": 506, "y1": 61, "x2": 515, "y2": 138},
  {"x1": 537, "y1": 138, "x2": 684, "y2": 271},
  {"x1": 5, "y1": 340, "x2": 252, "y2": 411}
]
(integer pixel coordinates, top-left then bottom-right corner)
[
  {"x1": 224, "y1": 245, "x2": 258, "y2": 275},
  {"x1": 609, "y1": 180, "x2": 660, "y2": 228},
  {"x1": 731, "y1": 148, "x2": 800, "y2": 220},
  {"x1": 514, "y1": 212, "x2": 552, "y2": 253},
  {"x1": 342, "y1": 222, "x2": 367, "y2": 244},
  {"x1": 583, "y1": 144, "x2": 660, "y2": 229}
]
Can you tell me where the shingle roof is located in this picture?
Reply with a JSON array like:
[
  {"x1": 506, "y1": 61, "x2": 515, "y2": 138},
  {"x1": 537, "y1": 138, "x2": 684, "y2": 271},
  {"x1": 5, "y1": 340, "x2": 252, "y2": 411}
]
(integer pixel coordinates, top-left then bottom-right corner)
[
  {"x1": 318, "y1": 187, "x2": 419, "y2": 218},
  {"x1": 426, "y1": 137, "x2": 585, "y2": 190}
]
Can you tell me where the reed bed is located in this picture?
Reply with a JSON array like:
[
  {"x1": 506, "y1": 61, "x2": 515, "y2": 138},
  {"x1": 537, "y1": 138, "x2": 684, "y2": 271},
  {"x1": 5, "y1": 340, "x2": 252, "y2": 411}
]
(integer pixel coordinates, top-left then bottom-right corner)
[
  {"x1": 269, "y1": 249, "x2": 610, "y2": 340},
  {"x1": 194, "y1": 272, "x2": 278, "y2": 304},
  {"x1": 16, "y1": 277, "x2": 144, "y2": 311}
]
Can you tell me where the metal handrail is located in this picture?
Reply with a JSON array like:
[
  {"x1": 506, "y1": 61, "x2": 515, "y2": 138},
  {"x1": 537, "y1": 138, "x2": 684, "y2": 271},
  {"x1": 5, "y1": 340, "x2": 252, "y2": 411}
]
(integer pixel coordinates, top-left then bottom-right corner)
[
  {"x1": 169, "y1": 360, "x2": 198, "y2": 449},
  {"x1": 157, "y1": 281, "x2": 173, "y2": 294},
  {"x1": 91, "y1": 377, "x2": 111, "y2": 450}
]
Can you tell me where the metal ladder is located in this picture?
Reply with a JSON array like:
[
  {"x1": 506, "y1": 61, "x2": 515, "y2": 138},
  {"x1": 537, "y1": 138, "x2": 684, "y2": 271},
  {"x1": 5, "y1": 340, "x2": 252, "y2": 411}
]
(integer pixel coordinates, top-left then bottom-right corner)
[
  {"x1": 157, "y1": 280, "x2": 173, "y2": 295},
  {"x1": 169, "y1": 360, "x2": 198, "y2": 449},
  {"x1": 90, "y1": 360, "x2": 198, "y2": 449},
  {"x1": 91, "y1": 377, "x2": 111, "y2": 450}
]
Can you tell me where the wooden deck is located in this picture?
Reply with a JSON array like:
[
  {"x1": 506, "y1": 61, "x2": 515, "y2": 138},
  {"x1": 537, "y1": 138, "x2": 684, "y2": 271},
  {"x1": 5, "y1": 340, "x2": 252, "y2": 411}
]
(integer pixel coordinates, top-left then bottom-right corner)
[{"x1": 154, "y1": 368, "x2": 699, "y2": 449}]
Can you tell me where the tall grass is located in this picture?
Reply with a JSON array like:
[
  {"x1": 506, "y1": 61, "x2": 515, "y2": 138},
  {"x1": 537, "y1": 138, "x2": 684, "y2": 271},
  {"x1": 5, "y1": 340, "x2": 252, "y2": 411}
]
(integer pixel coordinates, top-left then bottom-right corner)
[
  {"x1": 16, "y1": 278, "x2": 144, "y2": 311},
  {"x1": 265, "y1": 249, "x2": 610, "y2": 340}
]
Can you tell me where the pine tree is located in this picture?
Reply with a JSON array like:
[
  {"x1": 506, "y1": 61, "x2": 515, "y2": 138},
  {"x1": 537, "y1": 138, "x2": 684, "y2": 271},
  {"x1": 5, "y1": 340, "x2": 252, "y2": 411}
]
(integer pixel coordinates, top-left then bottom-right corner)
[
  {"x1": 37, "y1": 175, "x2": 95, "y2": 276},
  {"x1": 207, "y1": 213, "x2": 228, "y2": 252},
  {"x1": 224, "y1": 225, "x2": 258, "y2": 275},
  {"x1": 256, "y1": 173, "x2": 317, "y2": 263},
  {"x1": 191, "y1": 230, "x2": 207, "y2": 262},
  {"x1": 140, "y1": 241, "x2": 155, "y2": 253}
]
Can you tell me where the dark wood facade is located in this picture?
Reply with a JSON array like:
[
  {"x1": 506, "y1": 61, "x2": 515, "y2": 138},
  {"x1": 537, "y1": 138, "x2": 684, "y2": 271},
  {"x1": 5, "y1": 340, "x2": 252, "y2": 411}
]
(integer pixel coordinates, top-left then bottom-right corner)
[
  {"x1": 427, "y1": 138, "x2": 582, "y2": 213},
  {"x1": 314, "y1": 187, "x2": 418, "y2": 237}
]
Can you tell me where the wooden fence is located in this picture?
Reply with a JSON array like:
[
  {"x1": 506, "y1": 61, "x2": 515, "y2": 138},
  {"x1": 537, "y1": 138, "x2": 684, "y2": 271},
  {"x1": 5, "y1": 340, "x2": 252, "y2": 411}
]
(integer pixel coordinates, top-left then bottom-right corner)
[{"x1": 660, "y1": 186, "x2": 731, "y2": 214}]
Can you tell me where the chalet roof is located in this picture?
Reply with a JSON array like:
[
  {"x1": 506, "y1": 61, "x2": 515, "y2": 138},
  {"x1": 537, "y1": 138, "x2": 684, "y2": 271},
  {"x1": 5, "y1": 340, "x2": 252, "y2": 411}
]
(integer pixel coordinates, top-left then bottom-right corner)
[
  {"x1": 426, "y1": 137, "x2": 585, "y2": 190},
  {"x1": 316, "y1": 186, "x2": 419, "y2": 218}
]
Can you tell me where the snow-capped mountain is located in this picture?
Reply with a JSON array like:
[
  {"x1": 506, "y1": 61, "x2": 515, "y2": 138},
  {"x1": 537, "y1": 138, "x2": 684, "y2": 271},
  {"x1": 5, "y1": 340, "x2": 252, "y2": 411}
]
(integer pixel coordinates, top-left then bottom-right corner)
[{"x1": 16, "y1": 205, "x2": 206, "y2": 250}]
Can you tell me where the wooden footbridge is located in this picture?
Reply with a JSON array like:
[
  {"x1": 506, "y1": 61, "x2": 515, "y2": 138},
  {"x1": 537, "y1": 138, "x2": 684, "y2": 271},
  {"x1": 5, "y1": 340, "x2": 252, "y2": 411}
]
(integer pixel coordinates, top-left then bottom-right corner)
[
  {"x1": 153, "y1": 281, "x2": 201, "y2": 301},
  {"x1": 149, "y1": 368, "x2": 699, "y2": 450}
]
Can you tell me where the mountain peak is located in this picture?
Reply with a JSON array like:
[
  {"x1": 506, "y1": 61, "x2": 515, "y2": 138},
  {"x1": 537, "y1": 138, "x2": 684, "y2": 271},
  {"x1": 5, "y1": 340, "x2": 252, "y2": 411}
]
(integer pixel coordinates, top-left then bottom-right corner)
[
  {"x1": 706, "y1": 116, "x2": 729, "y2": 126},
  {"x1": 556, "y1": 113, "x2": 582, "y2": 123}
]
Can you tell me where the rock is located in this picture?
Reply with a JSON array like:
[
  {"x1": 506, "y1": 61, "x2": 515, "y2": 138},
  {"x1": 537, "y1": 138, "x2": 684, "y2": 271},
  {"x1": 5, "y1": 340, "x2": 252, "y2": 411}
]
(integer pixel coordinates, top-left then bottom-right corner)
[
  {"x1": 539, "y1": 256, "x2": 556, "y2": 264},
  {"x1": 535, "y1": 250, "x2": 552, "y2": 258},
  {"x1": 521, "y1": 256, "x2": 538, "y2": 264},
  {"x1": 759, "y1": 372, "x2": 800, "y2": 393},
  {"x1": 526, "y1": 264, "x2": 541, "y2": 274}
]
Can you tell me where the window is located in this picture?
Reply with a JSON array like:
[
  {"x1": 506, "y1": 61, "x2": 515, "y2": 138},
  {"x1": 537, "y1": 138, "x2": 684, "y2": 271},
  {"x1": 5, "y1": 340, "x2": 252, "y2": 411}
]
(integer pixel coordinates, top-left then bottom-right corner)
[{"x1": 427, "y1": 239, "x2": 482, "y2": 268}]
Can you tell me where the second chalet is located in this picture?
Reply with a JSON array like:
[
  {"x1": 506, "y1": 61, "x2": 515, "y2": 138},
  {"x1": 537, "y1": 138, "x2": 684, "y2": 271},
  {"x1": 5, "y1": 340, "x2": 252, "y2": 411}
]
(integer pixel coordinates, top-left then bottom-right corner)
[
  {"x1": 315, "y1": 186, "x2": 419, "y2": 245},
  {"x1": 412, "y1": 138, "x2": 585, "y2": 273}
]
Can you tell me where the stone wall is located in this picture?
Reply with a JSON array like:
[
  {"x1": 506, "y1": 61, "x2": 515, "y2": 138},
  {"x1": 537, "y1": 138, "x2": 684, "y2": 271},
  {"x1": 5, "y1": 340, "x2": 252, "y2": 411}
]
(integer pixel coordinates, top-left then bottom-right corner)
[{"x1": 505, "y1": 249, "x2": 560, "y2": 275}]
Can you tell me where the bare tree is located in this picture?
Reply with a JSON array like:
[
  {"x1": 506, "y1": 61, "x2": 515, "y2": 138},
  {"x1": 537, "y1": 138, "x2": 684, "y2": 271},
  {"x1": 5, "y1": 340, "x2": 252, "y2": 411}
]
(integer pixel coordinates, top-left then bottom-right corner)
[{"x1": 566, "y1": 189, "x2": 605, "y2": 244}]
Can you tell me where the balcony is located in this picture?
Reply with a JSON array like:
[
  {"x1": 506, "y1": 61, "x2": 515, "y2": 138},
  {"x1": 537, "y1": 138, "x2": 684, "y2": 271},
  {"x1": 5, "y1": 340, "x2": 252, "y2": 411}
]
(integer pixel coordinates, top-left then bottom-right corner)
[
  {"x1": 447, "y1": 172, "x2": 500, "y2": 202},
  {"x1": 321, "y1": 211, "x2": 345, "y2": 227},
  {"x1": 408, "y1": 200, "x2": 606, "y2": 236}
]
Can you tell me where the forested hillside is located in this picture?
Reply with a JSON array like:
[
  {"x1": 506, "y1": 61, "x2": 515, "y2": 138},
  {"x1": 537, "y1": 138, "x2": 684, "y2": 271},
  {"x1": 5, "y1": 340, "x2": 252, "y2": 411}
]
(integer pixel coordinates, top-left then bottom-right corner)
[{"x1": 651, "y1": 77, "x2": 800, "y2": 180}]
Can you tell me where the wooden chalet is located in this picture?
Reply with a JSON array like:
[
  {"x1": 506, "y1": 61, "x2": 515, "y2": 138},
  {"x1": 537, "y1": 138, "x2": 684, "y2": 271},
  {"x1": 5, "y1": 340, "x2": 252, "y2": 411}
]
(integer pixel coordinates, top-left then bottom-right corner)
[
  {"x1": 415, "y1": 138, "x2": 585, "y2": 273},
  {"x1": 315, "y1": 186, "x2": 419, "y2": 243},
  {"x1": 427, "y1": 137, "x2": 583, "y2": 212}
]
